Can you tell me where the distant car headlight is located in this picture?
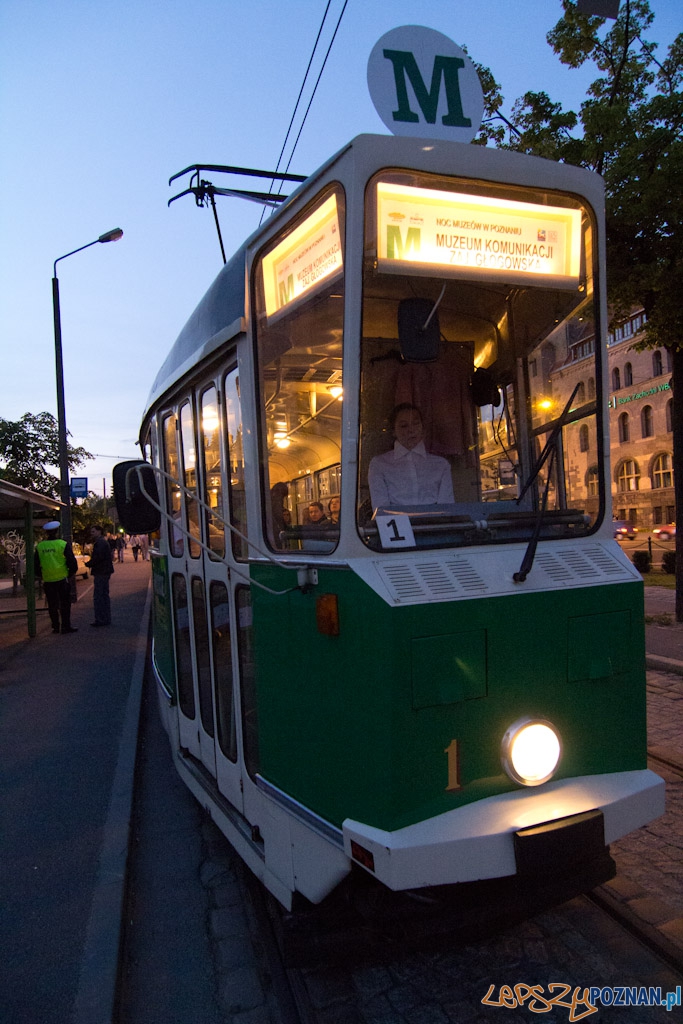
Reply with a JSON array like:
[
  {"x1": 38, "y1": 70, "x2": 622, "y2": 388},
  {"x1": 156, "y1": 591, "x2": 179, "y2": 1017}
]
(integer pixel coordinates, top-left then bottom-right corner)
[{"x1": 501, "y1": 717, "x2": 562, "y2": 787}]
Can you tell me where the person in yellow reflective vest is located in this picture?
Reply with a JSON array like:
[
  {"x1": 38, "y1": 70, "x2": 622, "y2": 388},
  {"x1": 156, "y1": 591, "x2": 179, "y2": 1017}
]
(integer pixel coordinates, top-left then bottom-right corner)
[{"x1": 34, "y1": 521, "x2": 78, "y2": 634}]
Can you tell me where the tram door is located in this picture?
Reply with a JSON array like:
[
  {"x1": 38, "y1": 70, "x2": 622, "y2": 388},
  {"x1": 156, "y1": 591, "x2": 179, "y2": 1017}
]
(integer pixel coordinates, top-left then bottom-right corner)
[
  {"x1": 197, "y1": 375, "x2": 244, "y2": 813},
  {"x1": 165, "y1": 399, "x2": 217, "y2": 779},
  {"x1": 163, "y1": 371, "x2": 246, "y2": 813}
]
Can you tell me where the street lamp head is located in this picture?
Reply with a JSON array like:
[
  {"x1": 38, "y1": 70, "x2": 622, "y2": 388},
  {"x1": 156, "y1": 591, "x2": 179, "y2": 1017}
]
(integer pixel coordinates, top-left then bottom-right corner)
[{"x1": 98, "y1": 228, "x2": 123, "y2": 243}]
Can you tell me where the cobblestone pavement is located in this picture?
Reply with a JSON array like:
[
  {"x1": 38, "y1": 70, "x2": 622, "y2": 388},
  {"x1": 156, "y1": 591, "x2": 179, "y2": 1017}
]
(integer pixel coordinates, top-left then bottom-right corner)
[
  {"x1": 196, "y1": 666, "x2": 683, "y2": 1023},
  {"x1": 201, "y1": 823, "x2": 681, "y2": 1024},
  {"x1": 605, "y1": 669, "x2": 683, "y2": 955}
]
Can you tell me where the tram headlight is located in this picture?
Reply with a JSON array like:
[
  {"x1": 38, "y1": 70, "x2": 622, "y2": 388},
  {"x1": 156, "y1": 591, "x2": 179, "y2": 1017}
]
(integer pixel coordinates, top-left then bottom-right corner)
[{"x1": 501, "y1": 718, "x2": 562, "y2": 787}]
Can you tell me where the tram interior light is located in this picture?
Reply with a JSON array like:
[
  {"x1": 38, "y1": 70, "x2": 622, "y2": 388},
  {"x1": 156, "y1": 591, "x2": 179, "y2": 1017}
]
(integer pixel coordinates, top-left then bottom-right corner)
[{"x1": 501, "y1": 718, "x2": 561, "y2": 787}]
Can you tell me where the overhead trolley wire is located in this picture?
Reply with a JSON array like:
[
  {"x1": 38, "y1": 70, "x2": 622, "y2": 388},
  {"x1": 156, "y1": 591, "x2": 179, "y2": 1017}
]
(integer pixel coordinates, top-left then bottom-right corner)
[
  {"x1": 260, "y1": 0, "x2": 349, "y2": 223},
  {"x1": 283, "y1": 0, "x2": 349, "y2": 175}
]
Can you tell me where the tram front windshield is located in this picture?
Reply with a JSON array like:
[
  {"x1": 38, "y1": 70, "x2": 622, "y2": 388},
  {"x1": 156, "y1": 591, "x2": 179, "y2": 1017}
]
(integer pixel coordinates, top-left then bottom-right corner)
[
  {"x1": 358, "y1": 171, "x2": 602, "y2": 551},
  {"x1": 253, "y1": 171, "x2": 603, "y2": 555}
]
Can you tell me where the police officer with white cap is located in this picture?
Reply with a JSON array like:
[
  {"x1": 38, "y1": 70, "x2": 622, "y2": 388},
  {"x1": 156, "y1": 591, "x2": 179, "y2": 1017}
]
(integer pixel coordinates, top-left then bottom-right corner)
[{"x1": 34, "y1": 521, "x2": 79, "y2": 634}]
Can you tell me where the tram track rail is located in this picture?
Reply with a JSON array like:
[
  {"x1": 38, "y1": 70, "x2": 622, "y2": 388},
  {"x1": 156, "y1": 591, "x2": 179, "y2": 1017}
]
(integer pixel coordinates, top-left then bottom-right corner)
[
  {"x1": 585, "y1": 746, "x2": 683, "y2": 979},
  {"x1": 648, "y1": 748, "x2": 683, "y2": 778}
]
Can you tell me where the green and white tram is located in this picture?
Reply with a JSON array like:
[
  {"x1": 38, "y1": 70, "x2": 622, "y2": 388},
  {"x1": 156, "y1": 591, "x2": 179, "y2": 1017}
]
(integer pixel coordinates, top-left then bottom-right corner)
[{"x1": 117, "y1": 133, "x2": 664, "y2": 921}]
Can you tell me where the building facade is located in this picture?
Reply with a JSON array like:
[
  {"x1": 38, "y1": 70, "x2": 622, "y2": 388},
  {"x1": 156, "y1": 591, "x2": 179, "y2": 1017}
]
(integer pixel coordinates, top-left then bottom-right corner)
[
  {"x1": 607, "y1": 312, "x2": 674, "y2": 529},
  {"x1": 546, "y1": 308, "x2": 674, "y2": 530}
]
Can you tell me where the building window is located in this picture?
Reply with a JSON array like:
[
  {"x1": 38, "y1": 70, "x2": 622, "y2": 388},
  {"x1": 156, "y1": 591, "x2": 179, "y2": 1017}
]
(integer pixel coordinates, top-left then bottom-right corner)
[
  {"x1": 667, "y1": 399, "x2": 673, "y2": 433},
  {"x1": 587, "y1": 466, "x2": 599, "y2": 496},
  {"x1": 617, "y1": 460, "x2": 640, "y2": 492},
  {"x1": 618, "y1": 412, "x2": 630, "y2": 442},
  {"x1": 588, "y1": 377, "x2": 595, "y2": 399},
  {"x1": 576, "y1": 382, "x2": 586, "y2": 404},
  {"x1": 651, "y1": 453, "x2": 673, "y2": 489},
  {"x1": 653, "y1": 350, "x2": 663, "y2": 377},
  {"x1": 579, "y1": 424, "x2": 589, "y2": 452},
  {"x1": 612, "y1": 367, "x2": 621, "y2": 391},
  {"x1": 624, "y1": 362, "x2": 633, "y2": 386},
  {"x1": 641, "y1": 405, "x2": 653, "y2": 438}
]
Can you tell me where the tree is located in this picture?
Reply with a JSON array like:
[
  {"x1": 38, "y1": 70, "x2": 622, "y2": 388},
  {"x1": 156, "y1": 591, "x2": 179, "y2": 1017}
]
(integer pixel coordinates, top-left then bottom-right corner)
[
  {"x1": 72, "y1": 492, "x2": 114, "y2": 543},
  {"x1": 482, "y1": 0, "x2": 683, "y2": 613},
  {"x1": 0, "y1": 412, "x2": 93, "y2": 499}
]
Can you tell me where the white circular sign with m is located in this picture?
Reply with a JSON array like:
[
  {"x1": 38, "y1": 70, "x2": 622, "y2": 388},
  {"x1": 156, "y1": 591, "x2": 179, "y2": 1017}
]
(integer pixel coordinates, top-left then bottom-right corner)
[{"x1": 367, "y1": 25, "x2": 484, "y2": 143}]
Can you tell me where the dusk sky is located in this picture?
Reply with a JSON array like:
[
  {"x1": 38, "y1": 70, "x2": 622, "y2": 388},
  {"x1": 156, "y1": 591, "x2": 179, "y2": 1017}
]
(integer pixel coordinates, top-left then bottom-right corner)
[{"x1": 1, "y1": 0, "x2": 679, "y2": 497}]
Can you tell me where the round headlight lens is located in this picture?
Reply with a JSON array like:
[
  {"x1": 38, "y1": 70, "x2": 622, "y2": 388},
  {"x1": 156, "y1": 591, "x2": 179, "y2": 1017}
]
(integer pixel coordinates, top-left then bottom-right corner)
[{"x1": 501, "y1": 718, "x2": 562, "y2": 786}]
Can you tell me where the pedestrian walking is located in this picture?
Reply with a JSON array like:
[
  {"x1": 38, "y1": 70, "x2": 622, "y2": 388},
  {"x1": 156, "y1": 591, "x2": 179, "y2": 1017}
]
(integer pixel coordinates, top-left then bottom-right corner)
[
  {"x1": 115, "y1": 533, "x2": 125, "y2": 563},
  {"x1": 34, "y1": 521, "x2": 78, "y2": 634},
  {"x1": 130, "y1": 534, "x2": 142, "y2": 561},
  {"x1": 86, "y1": 524, "x2": 114, "y2": 627}
]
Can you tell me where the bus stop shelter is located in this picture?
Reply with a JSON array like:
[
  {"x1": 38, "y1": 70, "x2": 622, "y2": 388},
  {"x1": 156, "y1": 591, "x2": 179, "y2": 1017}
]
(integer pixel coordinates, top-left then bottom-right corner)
[{"x1": 0, "y1": 480, "x2": 63, "y2": 637}]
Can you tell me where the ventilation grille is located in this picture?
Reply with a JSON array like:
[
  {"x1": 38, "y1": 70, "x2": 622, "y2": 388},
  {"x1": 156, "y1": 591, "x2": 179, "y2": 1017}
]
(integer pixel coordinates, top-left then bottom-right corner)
[
  {"x1": 379, "y1": 557, "x2": 488, "y2": 603},
  {"x1": 535, "y1": 546, "x2": 627, "y2": 584},
  {"x1": 372, "y1": 545, "x2": 631, "y2": 605}
]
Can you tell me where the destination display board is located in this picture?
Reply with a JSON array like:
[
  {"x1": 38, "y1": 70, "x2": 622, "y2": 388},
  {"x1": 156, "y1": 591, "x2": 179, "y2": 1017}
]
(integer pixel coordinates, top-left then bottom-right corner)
[
  {"x1": 262, "y1": 193, "x2": 343, "y2": 320},
  {"x1": 377, "y1": 182, "x2": 583, "y2": 289}
]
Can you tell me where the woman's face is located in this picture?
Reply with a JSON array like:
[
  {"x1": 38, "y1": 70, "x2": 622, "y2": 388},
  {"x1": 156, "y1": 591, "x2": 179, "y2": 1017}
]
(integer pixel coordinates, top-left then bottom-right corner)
[{"x1": 393, "y1": 409, "x2": 423, "y2": 450}]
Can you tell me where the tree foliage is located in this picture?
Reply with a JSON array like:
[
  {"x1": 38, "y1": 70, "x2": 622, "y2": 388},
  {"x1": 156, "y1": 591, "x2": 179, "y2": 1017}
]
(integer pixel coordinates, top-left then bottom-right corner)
[
  {"x1": 0, "y1": 412, "x2": 93, "y2": 498},
  {"x1": 72, "y1": 492, "x2": 114, "y2": 542},
  {"x1": 499, "y1": 0, "x2": 683, "y2": 347}
]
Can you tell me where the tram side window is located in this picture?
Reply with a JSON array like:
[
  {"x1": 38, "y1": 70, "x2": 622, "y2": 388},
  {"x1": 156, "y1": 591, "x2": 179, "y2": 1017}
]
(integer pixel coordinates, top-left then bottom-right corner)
[
  {"x1": 225, "y1": 368, "x2": 248, "y2": 561},
  {"x1": 192, "y1": 577, "x2": 214, "y2": 739},
  {"x1": 237, "y1": 587, "x2": 258, "y2": 777},
  {"x1": 252, "y1": 186, "x2": 345, "y2": 553},
  {"x1": 180, "y1": 402, "x2": 201, "y2": 559},
  {"x1": 143, "y1": 427, "x2": 161, "y2": 552},
  {"x1": 163, "y1": 413, "x2": 183, "y2": 557},
  {"x1": 172, "y1": 573, "x2": 195, "y2": 720},
  {"x1": 201, "y1": 386, "x2": 225, "y2": 559},
  {"x1": 210, "y1": 581, "x2": 237, "y2": 762}
]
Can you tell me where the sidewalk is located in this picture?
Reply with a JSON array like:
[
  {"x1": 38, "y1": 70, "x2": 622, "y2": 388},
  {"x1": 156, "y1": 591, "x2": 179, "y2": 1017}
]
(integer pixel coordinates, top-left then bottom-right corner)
[{"x1": 0, "y1": 559, "x2": 151, "y2": 1024}]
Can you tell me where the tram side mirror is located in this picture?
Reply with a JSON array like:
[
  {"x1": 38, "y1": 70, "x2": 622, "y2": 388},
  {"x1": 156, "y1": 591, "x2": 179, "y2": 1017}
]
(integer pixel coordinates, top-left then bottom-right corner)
[
  {"x1": 397, "y1": 298, "x2": 440, "y2": 362},
  {"x1": 470, "y1": 367, "x2": 502, "y2": 407},
  {"x1": 113, "y1": 460, "x2": 161, "y2": 534}
]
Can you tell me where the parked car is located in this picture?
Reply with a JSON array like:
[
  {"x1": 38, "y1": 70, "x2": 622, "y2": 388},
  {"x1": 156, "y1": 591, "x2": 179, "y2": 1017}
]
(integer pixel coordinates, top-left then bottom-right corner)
[
  {"x1": 653, "y1": 523, "x2": 676, "y2": 541},
  {"x1": 71, "y1": 542, "x2": 90, "y2": 579},
  {"x1": 613, "y1": 520, "x2": 636, "y2": 540}
]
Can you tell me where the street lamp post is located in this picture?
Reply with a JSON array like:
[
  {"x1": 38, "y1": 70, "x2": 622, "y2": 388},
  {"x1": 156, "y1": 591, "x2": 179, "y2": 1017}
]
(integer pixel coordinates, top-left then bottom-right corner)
[{"x1": 52, "y1": 228, "x2": 123, "y2": 543}]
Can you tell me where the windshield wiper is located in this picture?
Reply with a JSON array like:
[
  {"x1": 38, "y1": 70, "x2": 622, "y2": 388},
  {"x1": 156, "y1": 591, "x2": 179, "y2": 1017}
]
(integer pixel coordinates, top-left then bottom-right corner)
[{"x1": 513, "y1": 383, "x2": 580, "y2": 583}]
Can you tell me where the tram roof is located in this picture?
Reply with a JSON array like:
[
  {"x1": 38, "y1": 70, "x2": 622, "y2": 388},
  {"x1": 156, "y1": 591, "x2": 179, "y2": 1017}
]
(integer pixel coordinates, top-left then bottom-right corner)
[{"x1": 145, "y1": 243, "x2": 248, "y2": 413}]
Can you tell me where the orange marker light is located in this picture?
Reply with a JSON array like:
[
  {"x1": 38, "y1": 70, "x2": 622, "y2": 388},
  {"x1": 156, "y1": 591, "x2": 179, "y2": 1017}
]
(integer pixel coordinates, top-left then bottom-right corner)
[{"x1": 316, "y1": 593, "x2": 340, "y2": 635}]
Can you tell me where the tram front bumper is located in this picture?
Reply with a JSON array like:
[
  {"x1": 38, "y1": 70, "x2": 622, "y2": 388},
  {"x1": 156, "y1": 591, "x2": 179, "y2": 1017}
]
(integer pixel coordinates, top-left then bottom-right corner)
[{"x1": 342, "y1": 769, "x2": 664, "y2": 892}]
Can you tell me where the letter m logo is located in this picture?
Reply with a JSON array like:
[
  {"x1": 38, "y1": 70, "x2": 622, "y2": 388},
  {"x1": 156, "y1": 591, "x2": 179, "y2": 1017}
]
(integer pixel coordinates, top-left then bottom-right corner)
[
  {"x1": 383, "y1": 49, "x2": 472, "y2": 127},
  {"x1": 386, "y1": 225, "x2": 421, "y2": 260},
  {"x1": 278, "y1": 274, "x2": 295, "y2": 309}
]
